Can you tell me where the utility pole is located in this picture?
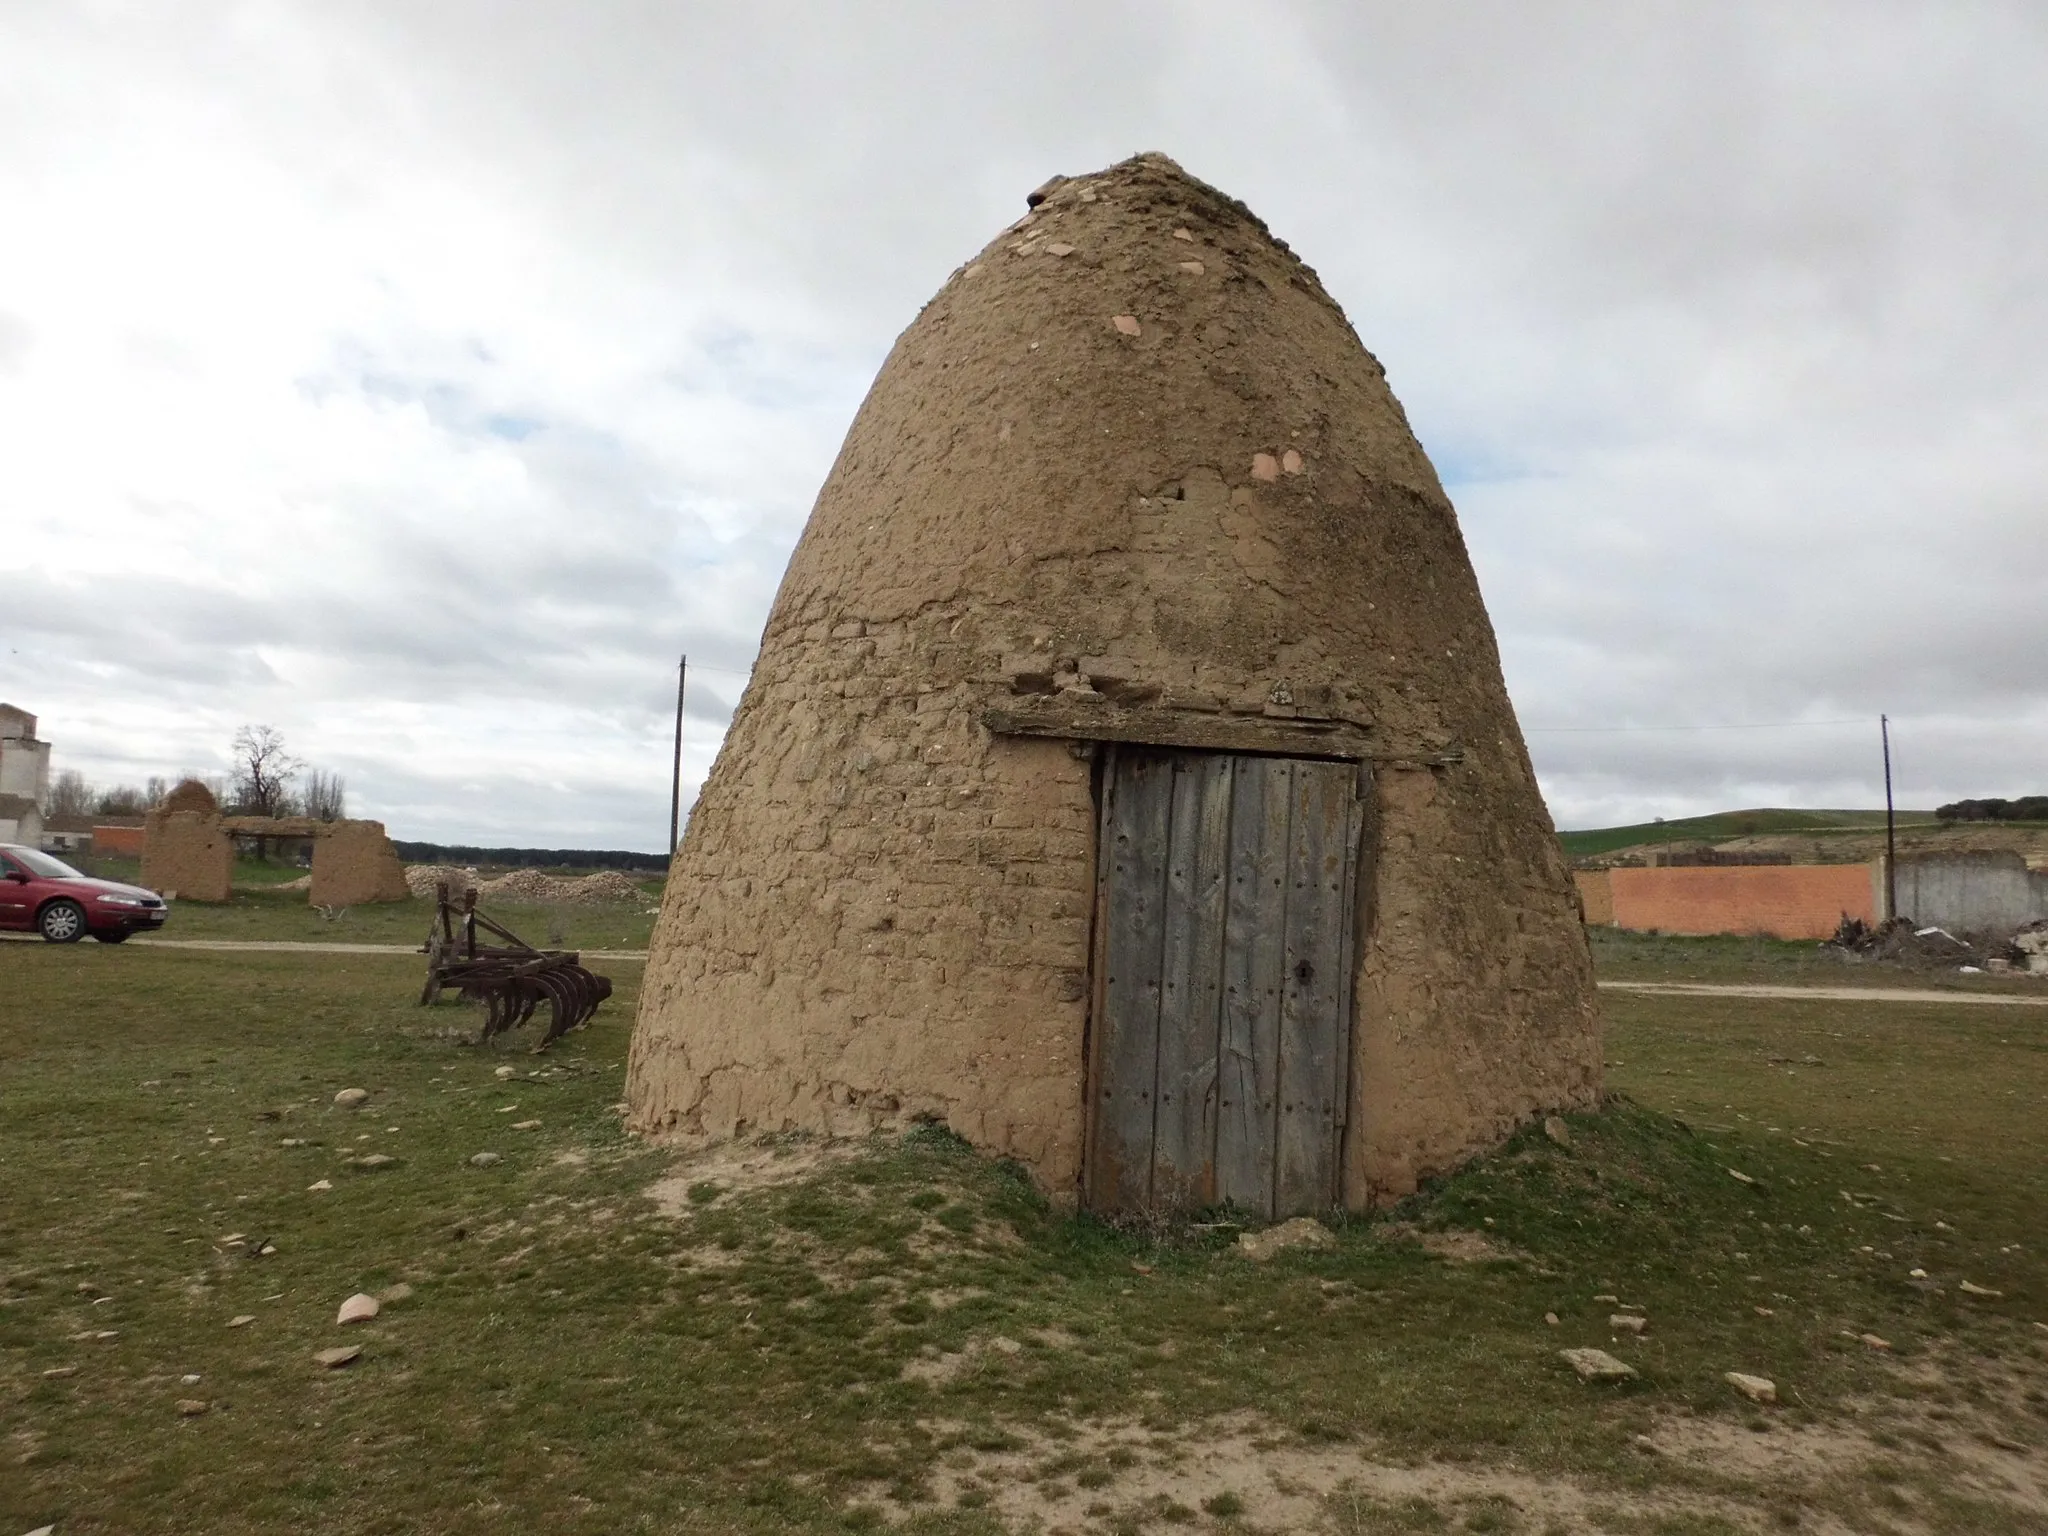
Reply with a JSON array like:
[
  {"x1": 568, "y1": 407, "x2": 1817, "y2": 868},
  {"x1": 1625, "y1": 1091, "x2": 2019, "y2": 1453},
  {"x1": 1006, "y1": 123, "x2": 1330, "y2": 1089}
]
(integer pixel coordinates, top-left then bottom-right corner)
[
  {"x1": 669, "y1": 654, "x2": 688, "y2": 857},
  {"x1": 1881, "y1": 713, "x2": 1896, "y2": 922}
]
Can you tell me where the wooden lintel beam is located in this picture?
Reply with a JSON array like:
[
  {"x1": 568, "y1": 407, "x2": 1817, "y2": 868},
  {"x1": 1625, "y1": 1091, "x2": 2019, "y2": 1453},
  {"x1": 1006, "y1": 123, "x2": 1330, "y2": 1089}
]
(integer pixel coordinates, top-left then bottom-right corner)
[{"x1": 979, "y1": 698, "x2": 1464, "y2": 765}]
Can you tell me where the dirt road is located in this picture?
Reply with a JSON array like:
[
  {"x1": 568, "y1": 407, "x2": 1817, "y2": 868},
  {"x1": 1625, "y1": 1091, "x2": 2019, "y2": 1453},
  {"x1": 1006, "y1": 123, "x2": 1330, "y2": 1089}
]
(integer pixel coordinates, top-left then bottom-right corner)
[
  {"x1": 123, "y1": 937, "x2": 651, "y2": 960},
  {"x1": 1600, "y1": 979, "x2": 2048, "y2": 1006}
]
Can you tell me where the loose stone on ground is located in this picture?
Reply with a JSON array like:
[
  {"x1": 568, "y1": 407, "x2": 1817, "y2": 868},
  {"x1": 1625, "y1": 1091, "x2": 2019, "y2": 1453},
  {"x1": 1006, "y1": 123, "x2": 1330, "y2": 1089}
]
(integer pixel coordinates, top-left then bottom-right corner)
[{"x1": 1561, "y1": 1348, "x2": 1637, "y2": 1383}]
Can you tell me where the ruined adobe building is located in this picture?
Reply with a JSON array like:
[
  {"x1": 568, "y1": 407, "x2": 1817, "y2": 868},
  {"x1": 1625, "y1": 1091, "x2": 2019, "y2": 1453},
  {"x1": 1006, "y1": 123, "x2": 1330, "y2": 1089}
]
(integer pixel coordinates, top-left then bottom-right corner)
[
  {"x1": 141, "y1": 778, "x2": 410, "y2": 906},
  {"x1": 627, "y1": 155, "x2": 1601, "y2": 1214}
]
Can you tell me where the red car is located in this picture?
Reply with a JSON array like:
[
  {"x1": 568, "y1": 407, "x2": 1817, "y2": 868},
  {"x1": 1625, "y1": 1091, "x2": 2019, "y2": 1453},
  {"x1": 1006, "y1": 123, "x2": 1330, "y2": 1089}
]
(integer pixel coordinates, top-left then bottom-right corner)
[{"x1": 0, "y1": 844, "x2": 170, "y2": 943}]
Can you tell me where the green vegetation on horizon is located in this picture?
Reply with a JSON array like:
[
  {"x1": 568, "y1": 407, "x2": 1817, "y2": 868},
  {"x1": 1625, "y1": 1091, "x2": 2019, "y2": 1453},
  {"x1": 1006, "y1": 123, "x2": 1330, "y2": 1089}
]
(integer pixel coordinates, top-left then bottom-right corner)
[{"x1": 1558, "y1": 807, "x2": 1939, "y2": 860}]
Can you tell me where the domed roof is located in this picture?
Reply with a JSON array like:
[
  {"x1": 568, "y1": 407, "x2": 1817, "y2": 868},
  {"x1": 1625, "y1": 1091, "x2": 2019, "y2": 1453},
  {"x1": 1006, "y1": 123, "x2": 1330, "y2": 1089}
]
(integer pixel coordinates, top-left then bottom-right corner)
[{"x1": 763, "y1": 150, "x2": 1497, "y2": 759}]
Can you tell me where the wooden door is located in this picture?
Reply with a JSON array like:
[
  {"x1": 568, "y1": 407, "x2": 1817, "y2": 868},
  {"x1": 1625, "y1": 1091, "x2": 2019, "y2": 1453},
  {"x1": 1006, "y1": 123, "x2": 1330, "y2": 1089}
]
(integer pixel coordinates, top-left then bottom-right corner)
[{"x1": 1085, "y1": 747, "x2": 1367, "y2": 1218}]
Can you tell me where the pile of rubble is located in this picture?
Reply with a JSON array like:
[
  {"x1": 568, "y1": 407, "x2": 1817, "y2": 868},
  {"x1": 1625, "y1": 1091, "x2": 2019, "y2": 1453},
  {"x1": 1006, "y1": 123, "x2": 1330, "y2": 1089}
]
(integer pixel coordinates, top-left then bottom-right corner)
[
  {"x1": 402, "y1": 865, "x2": 649, "y2": 906},
  {"x1": 1828, "y1": 915, "x2": 2048, "y2": 975},
  {"x1": 2018, "y1": 921, "x2": 2048, "y2": 975}
]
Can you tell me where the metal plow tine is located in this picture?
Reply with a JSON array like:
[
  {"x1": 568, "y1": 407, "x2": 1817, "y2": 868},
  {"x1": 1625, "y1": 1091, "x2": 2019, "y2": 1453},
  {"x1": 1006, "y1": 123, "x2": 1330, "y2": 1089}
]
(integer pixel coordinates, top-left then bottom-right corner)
[
  {"x1": 530, "y1": 971, "x2": 576, "y2": 1052},
  {"x1": 560, "y1": 967, "x2": 596, "y2": 1030},
  {"x1": 510, "y1": 978, "x2": 541, "y2": 1031},
  {"x1": 565, "y1": 965, "x2": 608, "y2": 1029},
  {"x1": 477, "y1": 982, "x2": 512, "y2": 1043}
]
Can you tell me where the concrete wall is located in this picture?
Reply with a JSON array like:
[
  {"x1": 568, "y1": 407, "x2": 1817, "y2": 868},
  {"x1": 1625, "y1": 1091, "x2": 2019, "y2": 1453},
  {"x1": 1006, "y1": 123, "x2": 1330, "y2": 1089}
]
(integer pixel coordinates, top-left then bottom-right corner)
[
  {"x1": 1895, "y1": 853, "x2": 2048, "y2": 934},
  {"x1": 0, "y1": 734, "x2": 50, "y2": 803},
  {"x1": 0, "y1": 802, "x2": 43, "y2": 847},
  {"x1": 1587, "y1": 864, "x2": 1877, "y2": 941}
]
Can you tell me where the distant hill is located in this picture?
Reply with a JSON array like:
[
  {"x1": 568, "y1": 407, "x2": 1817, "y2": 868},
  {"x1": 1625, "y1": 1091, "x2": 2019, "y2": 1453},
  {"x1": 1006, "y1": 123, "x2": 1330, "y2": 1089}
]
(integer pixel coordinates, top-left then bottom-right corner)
[{"x1": 1557, "y1": 808, "x2": 1937, "y2": 861}]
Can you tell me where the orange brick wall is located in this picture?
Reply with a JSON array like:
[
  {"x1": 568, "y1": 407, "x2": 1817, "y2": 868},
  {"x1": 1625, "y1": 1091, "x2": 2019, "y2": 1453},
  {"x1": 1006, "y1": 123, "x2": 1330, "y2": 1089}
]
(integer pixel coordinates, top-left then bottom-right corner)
[
  {"x1": 1601, "y1": 864, "x2": 1876, "y2": 941},
  {"x1": 93, "y1": 825, "x2": 145, "y2": 857}
]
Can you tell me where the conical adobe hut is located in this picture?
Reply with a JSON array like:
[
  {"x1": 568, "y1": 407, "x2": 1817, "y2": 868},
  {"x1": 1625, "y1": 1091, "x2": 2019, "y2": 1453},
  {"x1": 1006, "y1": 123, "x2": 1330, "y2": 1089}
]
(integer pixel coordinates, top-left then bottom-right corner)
[{"x1": 627, "y1": 153, "x2": 1600, "y2": 1215}]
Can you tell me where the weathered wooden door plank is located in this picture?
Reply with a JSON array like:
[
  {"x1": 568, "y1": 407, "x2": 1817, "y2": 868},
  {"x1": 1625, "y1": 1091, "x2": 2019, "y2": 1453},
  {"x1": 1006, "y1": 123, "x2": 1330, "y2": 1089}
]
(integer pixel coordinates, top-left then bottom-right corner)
[
  {"x1": 1152, "y1": 752, "x2": 1234, "y2": 1206},
  {"x1": 1088, "y1": 749, "x2": 1174, "y2": 1212},
  {"x1": 1274, "y1": 759, "x2": 1352, "y2": 1213},
  {"x1": 1217, "y1": 755, "x2": 1294, "y2": 1218}
]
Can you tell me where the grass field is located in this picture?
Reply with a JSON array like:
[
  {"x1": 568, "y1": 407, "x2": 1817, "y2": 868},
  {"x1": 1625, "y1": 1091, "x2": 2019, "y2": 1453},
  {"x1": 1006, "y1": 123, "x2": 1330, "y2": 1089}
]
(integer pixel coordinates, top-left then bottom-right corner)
[
  {"x1": 3, "y1": 942, "x2": 2045, "y2": 1534},
  {"x1": 53, "y1": 853, "x2": 664, "y2": 952}
]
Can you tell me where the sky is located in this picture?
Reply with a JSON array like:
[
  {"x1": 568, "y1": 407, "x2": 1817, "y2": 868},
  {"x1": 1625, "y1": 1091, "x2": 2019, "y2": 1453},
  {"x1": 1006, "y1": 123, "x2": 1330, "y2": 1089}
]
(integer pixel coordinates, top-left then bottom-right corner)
[{"x1": 3, "y1": 1, "x2": 2044, "y2": 849}]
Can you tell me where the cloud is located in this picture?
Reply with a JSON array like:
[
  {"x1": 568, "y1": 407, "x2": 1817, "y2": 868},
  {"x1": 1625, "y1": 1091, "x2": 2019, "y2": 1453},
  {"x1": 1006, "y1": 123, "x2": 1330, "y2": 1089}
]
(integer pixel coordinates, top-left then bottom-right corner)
[{"x1": 1, "y1": 1, "x2": 2043, "y2": 844}]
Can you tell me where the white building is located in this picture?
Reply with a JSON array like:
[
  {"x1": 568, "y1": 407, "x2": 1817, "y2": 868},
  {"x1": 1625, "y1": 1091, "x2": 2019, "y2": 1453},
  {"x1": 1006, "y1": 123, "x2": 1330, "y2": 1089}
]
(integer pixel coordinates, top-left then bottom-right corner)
[
  {"x1": 0, "y1": 704, "x2": 52, "y2": 806},
  {"x1": 0, "y1": 794, "x2": 44, "y2": 848}
]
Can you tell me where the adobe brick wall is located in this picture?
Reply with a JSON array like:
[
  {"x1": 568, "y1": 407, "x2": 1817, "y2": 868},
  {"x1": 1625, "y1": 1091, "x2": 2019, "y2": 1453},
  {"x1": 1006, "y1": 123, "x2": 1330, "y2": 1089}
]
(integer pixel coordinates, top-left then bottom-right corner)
[
  {"x1": 308, "y1": 820, "x2": 416, "y2": 907},
  {"x1": 1604, "y1": 864, "x2": 1876, "y2": 940},
  {"x1": 140, "y1": 811, "x2": 232, "y2": 902},
  {"x1": 1575, "y1": 869, "x2": 1614, "y2": 926}
]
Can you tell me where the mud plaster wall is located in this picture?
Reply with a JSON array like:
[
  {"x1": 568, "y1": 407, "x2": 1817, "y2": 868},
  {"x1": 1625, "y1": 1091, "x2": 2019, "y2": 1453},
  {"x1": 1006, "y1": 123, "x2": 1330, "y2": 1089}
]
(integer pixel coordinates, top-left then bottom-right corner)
[
  {"x1": 1574, "y1": 870, "x2": 1615, "y2": 927},
  {"x1": 309, "y1": 821, "x2": 412, "y2": 907},
  {"x1": 140, "y1": 810, "x2": 232, "y2": 902},
  {"x1": 627, "y1": 155, "x2": 1601, "y2": 1204}
]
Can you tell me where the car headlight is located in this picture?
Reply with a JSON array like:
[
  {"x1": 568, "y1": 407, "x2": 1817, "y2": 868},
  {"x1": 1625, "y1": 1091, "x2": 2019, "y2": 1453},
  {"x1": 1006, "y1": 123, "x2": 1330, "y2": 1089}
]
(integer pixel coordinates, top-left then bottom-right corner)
[{"x1": 97, "y1": 894, "x2": 145, "y2": 907}]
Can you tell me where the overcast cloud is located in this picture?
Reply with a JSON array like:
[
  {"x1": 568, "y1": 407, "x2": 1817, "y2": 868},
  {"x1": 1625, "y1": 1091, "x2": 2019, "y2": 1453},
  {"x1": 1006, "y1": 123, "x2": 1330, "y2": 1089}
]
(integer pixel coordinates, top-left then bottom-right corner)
[{"x1": 3, "y1": 0, "x2": 2043, "y2": 847}]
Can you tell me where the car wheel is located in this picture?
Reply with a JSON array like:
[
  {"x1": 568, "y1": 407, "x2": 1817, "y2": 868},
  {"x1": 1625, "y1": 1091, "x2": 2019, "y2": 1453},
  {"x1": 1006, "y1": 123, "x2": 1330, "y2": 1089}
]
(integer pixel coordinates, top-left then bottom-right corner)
[
  {"x1": 39, "y1": 900, "x2": 88, "y2": 943},
  {"x1": 92, "y1": 930, "x2": 132, "y2": 944}
]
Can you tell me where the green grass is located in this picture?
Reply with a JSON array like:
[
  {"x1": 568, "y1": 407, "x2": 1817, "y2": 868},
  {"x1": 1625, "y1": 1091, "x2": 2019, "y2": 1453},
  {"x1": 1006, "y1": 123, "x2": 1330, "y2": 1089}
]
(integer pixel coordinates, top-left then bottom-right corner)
[
  {"x1": 55, "y1": 854, "x2": 664, "y2": 951},
  {"x1": 1558, "y1": 808, "x2": 1938, "y2": 861},
  {"x1": 1588, "y1": 927, "x2": 2048, "y2": 996},
  {"x1": 138, "y1": 884, "x2": 660, "y2": 952},
  {"x1": 2, "y1": 947, "x2": 2044, "y2": 1533}
]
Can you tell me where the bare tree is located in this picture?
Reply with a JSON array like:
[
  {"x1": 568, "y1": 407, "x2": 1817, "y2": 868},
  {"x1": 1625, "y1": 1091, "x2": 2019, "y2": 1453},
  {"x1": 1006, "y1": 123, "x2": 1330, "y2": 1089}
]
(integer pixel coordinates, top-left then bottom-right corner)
[
  {"x1": 298, "y1": 769, "x2": 347, "y2": 822},
  {"x1": 144, "y1": 776, "x2": 169, "y2": 809},
  {"x1": 96, "y1": 783, "x2": 148, "y2": 816},
  {"x1": 47, "y1": 768, "x2": 94, "y2": 819},
  {"x1": 229, "y1": 725, "x2": 303, "y2": 818}
]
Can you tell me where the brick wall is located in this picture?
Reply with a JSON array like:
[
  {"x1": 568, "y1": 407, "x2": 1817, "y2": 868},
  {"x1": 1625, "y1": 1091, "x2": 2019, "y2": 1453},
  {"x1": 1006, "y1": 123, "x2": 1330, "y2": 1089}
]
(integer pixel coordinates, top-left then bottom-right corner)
[
  {"x1": 1591, "y1": 864, "x2": 1876, "y2": 941},
  {"x1": 93, "y1": 825, "x2": 145, "y2": 857}
]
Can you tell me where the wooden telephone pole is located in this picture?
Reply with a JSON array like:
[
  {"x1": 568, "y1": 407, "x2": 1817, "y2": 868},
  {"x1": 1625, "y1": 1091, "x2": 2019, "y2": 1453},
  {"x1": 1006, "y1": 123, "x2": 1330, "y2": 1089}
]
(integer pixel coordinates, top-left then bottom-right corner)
[{"x1": 1881, "y1": 713, "x2": 1896, "y2": 922}]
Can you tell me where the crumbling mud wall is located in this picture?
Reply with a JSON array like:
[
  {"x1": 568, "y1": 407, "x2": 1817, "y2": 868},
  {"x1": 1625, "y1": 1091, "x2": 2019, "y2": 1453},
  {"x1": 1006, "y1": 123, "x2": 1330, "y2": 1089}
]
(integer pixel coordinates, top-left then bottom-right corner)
[
  {"x1": 309, "y1": 821, "x2": 412, "y2": 907},
  {"x1": 627, "y1": 153, "x2": 1601, "y2": 1203},
  {"x1": 141, "y1": 780, "x2": 232, "y2": 902},
  {"x1": 1575, "y1": 869, "x2": 1616, "y2": 927}
]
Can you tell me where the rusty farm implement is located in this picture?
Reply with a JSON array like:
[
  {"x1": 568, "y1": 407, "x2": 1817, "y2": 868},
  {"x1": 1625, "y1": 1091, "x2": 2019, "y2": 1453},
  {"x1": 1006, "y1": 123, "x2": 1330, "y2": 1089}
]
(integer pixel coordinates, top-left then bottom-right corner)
[{"x1": 419, "y1": 881, "x2": 613, "y2": 1050}]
